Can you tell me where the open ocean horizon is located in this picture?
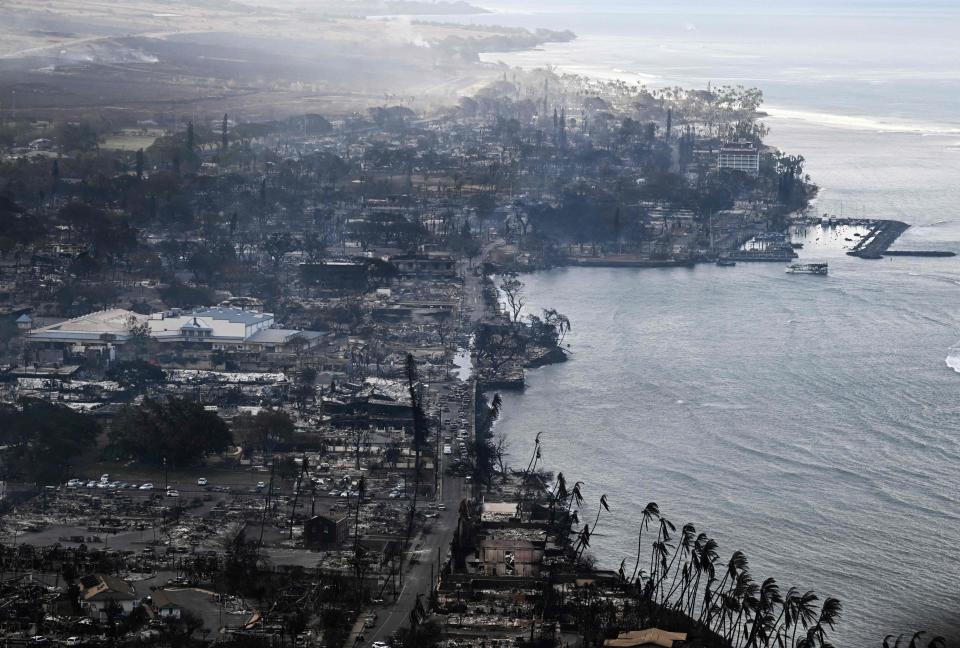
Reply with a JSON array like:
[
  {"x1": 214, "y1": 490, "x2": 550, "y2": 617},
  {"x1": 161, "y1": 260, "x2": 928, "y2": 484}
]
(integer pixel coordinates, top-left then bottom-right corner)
[{"x1": 456, "y1": 1, "x2": 960, "y2": 644}]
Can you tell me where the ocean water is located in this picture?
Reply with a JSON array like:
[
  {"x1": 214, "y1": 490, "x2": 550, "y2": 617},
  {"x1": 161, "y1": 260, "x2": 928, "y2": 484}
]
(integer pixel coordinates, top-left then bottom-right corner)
[{"x1": 457, "y1": 0, "x2": 960, "y2": 644}]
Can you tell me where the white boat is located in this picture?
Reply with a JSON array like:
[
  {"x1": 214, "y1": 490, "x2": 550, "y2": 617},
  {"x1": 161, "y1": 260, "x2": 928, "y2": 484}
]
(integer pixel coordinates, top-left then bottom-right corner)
[{"x1": 786, "y1": 262, "x2": 828, "y2": 275}]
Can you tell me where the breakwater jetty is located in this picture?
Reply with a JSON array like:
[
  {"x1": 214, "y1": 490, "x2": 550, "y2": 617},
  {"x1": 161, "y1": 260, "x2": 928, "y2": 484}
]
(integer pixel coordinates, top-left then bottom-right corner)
[
  {"x1": 884, "y1": 250, "x2": 956, "y2": 257},
  {"x1": 846, "y1": 219, "x2": 910, "y2": 258}
]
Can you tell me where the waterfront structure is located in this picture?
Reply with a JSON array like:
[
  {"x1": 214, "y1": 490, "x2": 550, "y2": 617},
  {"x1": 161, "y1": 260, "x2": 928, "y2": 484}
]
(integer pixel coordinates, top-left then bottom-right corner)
[
  {"x1": 718, "y1": 141, "x2": 760, "y2": 174},
  {"x1": 27, "y1": 306, "x2": 324, "y2": 358}
]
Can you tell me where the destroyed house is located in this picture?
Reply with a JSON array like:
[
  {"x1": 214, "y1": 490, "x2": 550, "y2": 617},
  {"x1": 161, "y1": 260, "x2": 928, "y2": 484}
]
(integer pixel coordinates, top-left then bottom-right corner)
[
  {"x1": 79, "y1": 574, "x2": 137, "y2": 619},
  {"x1": 390, "y1": 253, "x2": 456, "y2": 278},
  {"x1": 300, "y1": 261, "x2": 369, "y2": 291},
  {"x1": 304, "y1": 514, "x2": 350, "y2": 548}
]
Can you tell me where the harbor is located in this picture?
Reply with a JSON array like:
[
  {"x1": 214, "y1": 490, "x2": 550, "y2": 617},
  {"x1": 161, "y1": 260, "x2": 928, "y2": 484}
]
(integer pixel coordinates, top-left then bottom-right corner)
[{"x1": 846, "y1": 219, "x2": 911, "y2": 258}]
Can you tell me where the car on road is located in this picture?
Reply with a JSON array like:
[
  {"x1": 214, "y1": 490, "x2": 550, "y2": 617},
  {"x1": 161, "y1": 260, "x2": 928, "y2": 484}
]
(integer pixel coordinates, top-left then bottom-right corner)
[
  {"x1": 139, "y1": 483, "x2": 154, "y2": 490},
  {"x1": 256, "y1": 481, "x2": 266, "y2": 490},
  {"x1": 63, "y1": 637, "x2": 82, "y2": 646},
  {"x1": 197, "y1": 477, "x2": 208, "y2": 486},
  {"x1": 166, "y1": 490, "x2": 180, "y2": 498},
  {"x1": 29, "y1": 636, "x2": 49, "y2": 645}
]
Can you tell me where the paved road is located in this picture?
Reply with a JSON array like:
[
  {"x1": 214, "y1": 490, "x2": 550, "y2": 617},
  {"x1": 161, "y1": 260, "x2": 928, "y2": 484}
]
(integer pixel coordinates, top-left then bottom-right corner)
[{"x1": 358, "y1": 468, "x2": 464, "y2": 646}]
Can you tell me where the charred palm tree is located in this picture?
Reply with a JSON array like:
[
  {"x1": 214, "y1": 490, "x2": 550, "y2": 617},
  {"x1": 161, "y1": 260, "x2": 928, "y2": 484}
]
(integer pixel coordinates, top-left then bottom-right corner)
[
  {"x1": 403, "y1": 354, "x2": 428, "y2": 547},
  {"x1": 576, "y1": 494, "x2": 609, "y2": 563},
  {"x1": 547, "y1": 471, "x2": 567, "y2": 531}
]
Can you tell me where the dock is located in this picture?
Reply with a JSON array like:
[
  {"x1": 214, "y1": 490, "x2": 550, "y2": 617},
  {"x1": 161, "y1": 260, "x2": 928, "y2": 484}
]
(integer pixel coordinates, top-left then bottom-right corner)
[{"x1": 726, "y1": 250, "x2": 797, "y2": 262}]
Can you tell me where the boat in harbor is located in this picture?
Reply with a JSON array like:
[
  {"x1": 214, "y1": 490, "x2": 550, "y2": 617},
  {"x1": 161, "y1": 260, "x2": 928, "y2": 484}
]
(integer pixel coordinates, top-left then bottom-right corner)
[
  {"x1": 786, "y1": 262, "x2": 828, "y2": 275},
  {"x1": 716, "y1": 258, "x2": 736, "y2": 267}
]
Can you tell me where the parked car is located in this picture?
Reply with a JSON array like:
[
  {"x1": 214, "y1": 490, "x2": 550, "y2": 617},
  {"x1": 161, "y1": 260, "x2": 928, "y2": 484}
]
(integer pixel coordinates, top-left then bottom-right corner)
[
  {"x1": 197, "y1": 478, "x2": 208, "y2": 486},
  {"x1": 63, "y1": 637, "x2": 82, "y2": 647},
  {"x1": 256, "y1": 481, "x2": 266, "y2": 490},
  {"x1": 139, "y1": 483, "x2": 154, "y2": 490},
  {"x1": 166, "y1": 490, "x2": 180, "y2": 498}
]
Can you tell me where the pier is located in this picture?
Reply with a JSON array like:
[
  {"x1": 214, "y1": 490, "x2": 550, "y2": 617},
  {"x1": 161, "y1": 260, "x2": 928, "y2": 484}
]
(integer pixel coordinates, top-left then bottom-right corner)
[{"x1": 726, "y1": 249, "x2": 797, "y2": 262}]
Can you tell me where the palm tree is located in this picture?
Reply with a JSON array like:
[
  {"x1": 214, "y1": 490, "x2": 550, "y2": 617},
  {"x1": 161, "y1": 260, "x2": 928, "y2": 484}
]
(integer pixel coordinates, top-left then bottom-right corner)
[
  {"x1": 683, "y1": 535, "x2": 717, "y2": 617},
  {"x1": 702, "y1": 550, "x2": 747, "y2": 628},
  {"x1": 784, "y1": 589, "x2": 818, "y2": 648},
  {"x1": 576, "y1": 494, "x2": 609, "y2": 562},
  {"x1": 648, "y1": 515, "x2": 676, "y2": 595},
  {"x1": 805, "y1": 597, "x2": 842, "y2": 647},
  {"x1": 661, "y1": 522, "x2": 696, "y2": 604},
  {"x1": 565, "y1": 481, "x2": 584, "y2": 520},
  {"x1": 724, "y1": 571, "x2": 756, "y2": 645},
  {"x1": 743, "y1": 577, "x2": 782, "y2": 648},
  {"x1": 547, "y1": 472, "x2": 568, "y2": 532},
  {"x1": 630, "y1": 502, "x2": 659, "y2": 583}
]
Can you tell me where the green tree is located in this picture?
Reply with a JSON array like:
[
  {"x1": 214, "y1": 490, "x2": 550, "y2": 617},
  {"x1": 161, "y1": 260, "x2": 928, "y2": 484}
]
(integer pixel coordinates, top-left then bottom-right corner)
[
  {"x1": 106, "y1": 360, "x2": 165, "y2": 390},
  {"x1": 0, "y1": 399, "x2": 100, "y2": 485},
  {"x1": 110, "y1": 397, "x2": 232, "y2": 466}
]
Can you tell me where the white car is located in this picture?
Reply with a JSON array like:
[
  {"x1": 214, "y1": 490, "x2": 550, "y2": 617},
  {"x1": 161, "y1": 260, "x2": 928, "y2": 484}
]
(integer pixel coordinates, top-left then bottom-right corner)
[
  {"x1": 256, "y1": 481, "x2": 266, "y2": 490},
  {"x1": 197, "y1": 478, "x2": 208, "y2": 486},
  {"x1": 139, "y1": 483, "x2": 154, "y2": 490},
  {"x1": 166, "y1": 490, "x2": 180, "y2": 498}
]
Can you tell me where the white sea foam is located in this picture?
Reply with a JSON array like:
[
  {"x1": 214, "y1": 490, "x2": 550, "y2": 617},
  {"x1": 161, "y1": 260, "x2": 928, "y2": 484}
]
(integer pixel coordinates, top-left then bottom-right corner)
[
  {"x1": 765, "y1": 105, "x2": 960, "y2": 135},
  {"x1": 945, "y1": 348, "x2": 960, "y2": 374}
]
